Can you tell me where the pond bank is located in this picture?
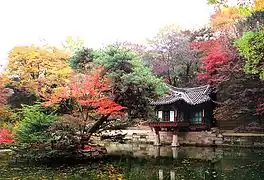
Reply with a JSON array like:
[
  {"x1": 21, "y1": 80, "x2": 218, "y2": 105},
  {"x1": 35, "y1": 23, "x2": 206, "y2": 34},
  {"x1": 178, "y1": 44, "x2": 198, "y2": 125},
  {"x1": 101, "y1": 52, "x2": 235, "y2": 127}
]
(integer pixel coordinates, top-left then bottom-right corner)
[
  {"x1": 98, "y1": 128, "x2": 264, "y2": 148},
  {"x1": 1, "y1": 142, "x2": 264, "y2": 179}
]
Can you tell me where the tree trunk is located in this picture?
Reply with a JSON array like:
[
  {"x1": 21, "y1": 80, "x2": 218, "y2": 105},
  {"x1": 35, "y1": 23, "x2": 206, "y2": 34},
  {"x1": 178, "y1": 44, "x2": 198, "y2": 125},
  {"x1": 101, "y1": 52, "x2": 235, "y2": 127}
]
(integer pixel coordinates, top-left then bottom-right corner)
[
  {"x1": 79, "y1": 114, "x2": 110, "y2": 149},
  {"x1": 84, "y1": 94, "x2": 121, "y2": 144}
]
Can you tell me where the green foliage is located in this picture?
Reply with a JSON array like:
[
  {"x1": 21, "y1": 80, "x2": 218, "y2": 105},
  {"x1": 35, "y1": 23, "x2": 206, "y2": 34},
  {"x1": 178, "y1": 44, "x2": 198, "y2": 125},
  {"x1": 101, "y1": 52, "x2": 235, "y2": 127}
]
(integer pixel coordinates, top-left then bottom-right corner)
[
  {"x1": 122, "y1": 58, "x2": 166, "y2": 95},
  {"x1": 96, "y1": 45, "x2": 166, "y2": 94},
  {"x1": 67, "y1": 45, "x2": 166, "y2": 118},
  {"x1": 95, "y1": 45, "x2": 166, "y2": 118},
  {"x1": 14, "y1": 104, "x2": 57, "y2": 143},
  {"x1": 69, "y1": 47, "x2": 97, "y2": 73},
  {"x1": 235, "y1": 30, "x2": 264, "y2": 79}
]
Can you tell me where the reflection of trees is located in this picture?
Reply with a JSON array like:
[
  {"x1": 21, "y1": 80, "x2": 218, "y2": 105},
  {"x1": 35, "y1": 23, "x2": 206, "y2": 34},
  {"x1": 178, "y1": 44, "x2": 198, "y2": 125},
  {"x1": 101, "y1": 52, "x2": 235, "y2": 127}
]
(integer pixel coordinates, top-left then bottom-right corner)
[
  {"x1": 107, "y1": 144, "x2": 264, "y2": 179},
  {"x1": 104, "y1": 143, "x2": 224, "y2": 161}
]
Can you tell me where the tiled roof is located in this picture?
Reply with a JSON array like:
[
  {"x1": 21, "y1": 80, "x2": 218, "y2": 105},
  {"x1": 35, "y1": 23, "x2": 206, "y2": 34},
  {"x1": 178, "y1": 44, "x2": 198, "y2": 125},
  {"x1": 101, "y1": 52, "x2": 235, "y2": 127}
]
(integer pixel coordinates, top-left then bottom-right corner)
[{"x1": 151, "y1": 85, "x2": 211, "y2": 105}]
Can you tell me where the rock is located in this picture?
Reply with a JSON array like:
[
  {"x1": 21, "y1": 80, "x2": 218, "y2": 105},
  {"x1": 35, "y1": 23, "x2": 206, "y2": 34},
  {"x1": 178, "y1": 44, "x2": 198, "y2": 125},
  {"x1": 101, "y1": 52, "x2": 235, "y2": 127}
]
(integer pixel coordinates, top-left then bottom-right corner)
[
  {"x1": 215, "y1": 140, "x2": 223, "y2": 145},
  {"x1": 217, "y1": 134, "x2": 223, "y2": 138},
  {"x1": 80, "y1": 145, "x2": 107, "y2": 157}
]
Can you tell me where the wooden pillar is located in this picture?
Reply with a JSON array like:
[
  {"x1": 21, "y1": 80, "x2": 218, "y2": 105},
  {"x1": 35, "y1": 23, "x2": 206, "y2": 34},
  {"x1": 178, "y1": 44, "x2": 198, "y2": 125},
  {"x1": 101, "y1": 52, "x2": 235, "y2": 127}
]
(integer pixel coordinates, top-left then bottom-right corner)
[
  {"x1": 170, "y1": 170, "x2": 176, "y2": 180},
  {"x1": 172, "y1": 147, "x2": 178, "y2": 159},
  {"x1": 154, "y1": 146, "x2": 160, "y2": 158},
  {"x1": 158, "y1": 169, "x2": 163, "y2": 180},
  {"x1": 154, "y1": 128, "x2": 161, "y2": 146},
  {"x1": 171, "y1": 130, "x2": 179, "y2": 147}
]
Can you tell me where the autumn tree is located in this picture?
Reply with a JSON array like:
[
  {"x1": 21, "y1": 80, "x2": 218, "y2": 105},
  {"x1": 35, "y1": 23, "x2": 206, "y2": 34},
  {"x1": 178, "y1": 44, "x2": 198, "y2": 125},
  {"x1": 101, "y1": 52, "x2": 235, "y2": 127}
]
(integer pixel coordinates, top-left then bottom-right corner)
[
  {"x1": 190, "y1": 37, "x2": 238, "y2": 84},
  {"x1": 254, "y1": 0, "x2": 264, "y2": 10},
  {"x1": 0, "y1": 75, "x2": 9, "y2": 107},
  {"x1": 0, "y1": 75, "x2": 16, "y2": 126},
  {"x1": 193, "y1": 37, "x2": 264, "y2": 124},
  {"x1": 147, "y1": 25, "x2": 199, "y2": 87},
  {"x1": 45, "y1": 68, "x2": 125, "y2": 146},
  {"x1": 0, "y1": 75, "x2": 15, "y2": 144},
  {"x1": 7, "y1": 46, "x2": 72, "y2": 97},
  {"x1": 210, "y1": 6, "x2": 250, "y2": 37},
  {"x1": 191, "y1": 28, "x2": 264, "y2": 126},
  {"x1": 69, "y1": 45, "x2": 166, "y2": 119},
  {"x1": 0, "y1": 128, "x2": 14, "y2": 144}
]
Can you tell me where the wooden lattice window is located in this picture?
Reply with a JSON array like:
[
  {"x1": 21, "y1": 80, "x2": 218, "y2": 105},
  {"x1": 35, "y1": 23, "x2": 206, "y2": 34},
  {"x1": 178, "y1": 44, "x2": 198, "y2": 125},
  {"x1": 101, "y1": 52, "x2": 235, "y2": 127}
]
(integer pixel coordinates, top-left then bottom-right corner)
[
  {"x1": 191, "y1": 111, "x2": 203, "y2": 124},
  {"x1": 163, "y1": 111, "x2": 170, "y2": 121}
]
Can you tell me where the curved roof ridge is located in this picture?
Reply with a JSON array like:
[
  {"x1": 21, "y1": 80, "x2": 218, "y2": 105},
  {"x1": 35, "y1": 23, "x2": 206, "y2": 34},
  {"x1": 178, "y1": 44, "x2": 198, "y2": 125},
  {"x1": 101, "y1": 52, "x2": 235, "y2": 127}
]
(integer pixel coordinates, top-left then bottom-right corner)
[
  {"x1": 168, "y1": 84, "x2": 210, "y2": 91},
  {"x1": 150, "y1": 84, "x2": 211, "y2": 106}
]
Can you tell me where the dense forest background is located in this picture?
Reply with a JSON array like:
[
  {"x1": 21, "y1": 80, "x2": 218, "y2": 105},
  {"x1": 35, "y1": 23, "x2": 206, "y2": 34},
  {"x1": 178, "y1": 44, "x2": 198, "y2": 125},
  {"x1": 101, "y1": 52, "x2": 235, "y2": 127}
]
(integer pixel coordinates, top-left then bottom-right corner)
[{"x1": 0, "y1": 0, "x2": 264, "y2": 149}]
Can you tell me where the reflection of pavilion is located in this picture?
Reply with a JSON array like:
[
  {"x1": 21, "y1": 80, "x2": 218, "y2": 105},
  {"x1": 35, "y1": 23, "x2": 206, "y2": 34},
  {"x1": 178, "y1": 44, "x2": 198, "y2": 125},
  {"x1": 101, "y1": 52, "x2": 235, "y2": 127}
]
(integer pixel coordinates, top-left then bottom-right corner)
[
  {"x1": 104, "y1": 143, "x2": 226, "y2": 179},
  {"x1": 158, "y1": 169, "x2": 176, "y2": 180},
  {"x1": 154, "y1": 146, "x2": 178, "y2": 159},
  {"x1": 105, "y1": 143, "x2": 223, "y2": 161},
  {"x1": 152, "y1": 146, "x2": 221, "y2": 180},
  {"x1": 152, "y1": 146, "x2": 222, "y2": 161}
]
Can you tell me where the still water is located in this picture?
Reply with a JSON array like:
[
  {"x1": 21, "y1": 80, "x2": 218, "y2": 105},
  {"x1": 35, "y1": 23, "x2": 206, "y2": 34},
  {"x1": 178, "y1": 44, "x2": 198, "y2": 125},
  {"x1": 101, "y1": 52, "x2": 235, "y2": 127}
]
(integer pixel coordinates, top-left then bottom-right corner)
[{"x1": 1, "y1": 143, "x2": 264, "y2": 180}]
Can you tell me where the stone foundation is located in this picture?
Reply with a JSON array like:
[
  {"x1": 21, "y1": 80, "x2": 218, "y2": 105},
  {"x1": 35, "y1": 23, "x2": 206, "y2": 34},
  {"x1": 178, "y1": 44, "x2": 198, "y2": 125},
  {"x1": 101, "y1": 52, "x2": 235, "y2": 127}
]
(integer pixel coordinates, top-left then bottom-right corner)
[{"x1": 98, "y1": 128, "x2": 264, "y2": 147}]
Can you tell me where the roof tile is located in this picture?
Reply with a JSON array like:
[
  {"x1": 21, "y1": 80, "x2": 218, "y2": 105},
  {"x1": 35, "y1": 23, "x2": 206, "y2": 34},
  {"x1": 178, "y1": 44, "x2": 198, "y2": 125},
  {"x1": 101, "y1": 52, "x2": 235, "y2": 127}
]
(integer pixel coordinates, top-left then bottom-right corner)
[{"x1": 151, "y1": 85, "x2": 211, "y2": 105}]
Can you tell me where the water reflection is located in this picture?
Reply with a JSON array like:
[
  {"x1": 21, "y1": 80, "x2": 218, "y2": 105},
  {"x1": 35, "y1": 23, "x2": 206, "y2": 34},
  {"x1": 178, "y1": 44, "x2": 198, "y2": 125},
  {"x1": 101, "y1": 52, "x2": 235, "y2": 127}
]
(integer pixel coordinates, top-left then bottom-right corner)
[
  {"x1": 157, "y1": 169, "x2": 177, "y2": 180},
  {"x1": 103, "y1": 142, "x2": 223, "y2": 161},
  {"x1": 103, "y1": 142, "x2": 264, "y2": 180},
  {"x1": 1, "y1": 143, "x2": 264, "y2": 179}
]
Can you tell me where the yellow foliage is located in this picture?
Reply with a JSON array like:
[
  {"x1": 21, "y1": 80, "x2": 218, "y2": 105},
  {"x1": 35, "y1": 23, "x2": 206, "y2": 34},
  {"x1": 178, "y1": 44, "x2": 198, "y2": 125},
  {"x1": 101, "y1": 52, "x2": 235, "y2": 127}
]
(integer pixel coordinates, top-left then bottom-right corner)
[
  {"x1": 0, "y1": 107, "x2": 13, "y2": 121},
  {"x1": 210, "y1": 7, "x2": 248, "y2": 31},
  {"x1": 7, "y1": 46, "x2": 72, "y2": 96},
  {"x1": 254, "y1": 0, "x2": 264, "y2": 10},
  {"x1": 0, "y1": 107, "x2": 14, "y2": 128}
]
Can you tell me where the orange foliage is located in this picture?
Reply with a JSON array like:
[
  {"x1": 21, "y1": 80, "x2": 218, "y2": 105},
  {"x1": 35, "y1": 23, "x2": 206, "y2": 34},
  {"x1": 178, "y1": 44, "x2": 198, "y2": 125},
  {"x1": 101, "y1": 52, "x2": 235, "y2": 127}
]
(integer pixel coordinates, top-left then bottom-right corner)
[
  {"x1": 0, "y1": 76, "x2": 10, "y2": 107},
  {"x1": 45, "y1": 68, "x2": 125, "y2": 117},
  {"x1": 210, "y1": 7, "x2": 245, "y2": 32}
]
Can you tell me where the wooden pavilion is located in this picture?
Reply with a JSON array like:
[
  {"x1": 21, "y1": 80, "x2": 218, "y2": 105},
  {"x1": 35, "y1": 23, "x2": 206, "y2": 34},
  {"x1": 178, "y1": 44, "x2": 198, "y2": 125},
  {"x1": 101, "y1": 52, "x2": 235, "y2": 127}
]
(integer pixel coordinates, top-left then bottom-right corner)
[{"x1": 147, "y1": 84, "x2": 214, "y2": 146}]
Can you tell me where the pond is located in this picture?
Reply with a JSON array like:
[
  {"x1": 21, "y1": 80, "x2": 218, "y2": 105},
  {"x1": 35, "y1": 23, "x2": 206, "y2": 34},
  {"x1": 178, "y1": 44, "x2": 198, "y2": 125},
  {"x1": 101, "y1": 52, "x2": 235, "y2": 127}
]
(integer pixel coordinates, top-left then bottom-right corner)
[{"x1": 1, "y1": 143, "x2": 264, "y2": 180}]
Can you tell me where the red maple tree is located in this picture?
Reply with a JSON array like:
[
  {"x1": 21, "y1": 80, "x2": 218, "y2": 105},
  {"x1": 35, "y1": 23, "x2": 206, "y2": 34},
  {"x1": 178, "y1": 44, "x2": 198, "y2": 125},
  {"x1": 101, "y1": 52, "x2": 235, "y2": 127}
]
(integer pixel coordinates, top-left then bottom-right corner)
[
  {"x1": 0, "y1": 76, "x2": 15, "y2": 144},
  {"x1": 190, "y1": 37, "x2": 237, "y2": 85},
  {"x1": 0, "y1": 128, "x2": 15, "y2": 144},
  {"x1": 45, "y1": 68, "x2": 126, "y2": 146},
  {"x1": 191, "y1": 36, "x2": 264, "y2": 122},
  {"x1": 45, "y1": 68, "x2": 125, "y2": 116}
]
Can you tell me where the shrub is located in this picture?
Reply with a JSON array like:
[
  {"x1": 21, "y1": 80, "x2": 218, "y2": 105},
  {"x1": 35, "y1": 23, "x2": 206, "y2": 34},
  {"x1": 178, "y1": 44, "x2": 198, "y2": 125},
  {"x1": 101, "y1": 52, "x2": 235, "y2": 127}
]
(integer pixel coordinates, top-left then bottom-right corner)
[{"x1": 14, "y1": 104, "x2": 57, "y2": 144}]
